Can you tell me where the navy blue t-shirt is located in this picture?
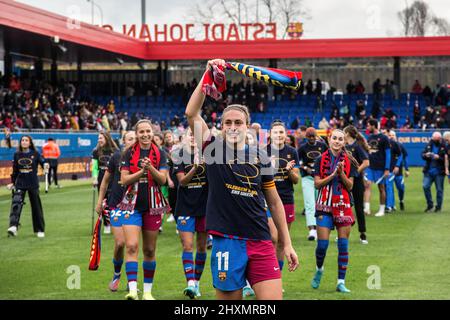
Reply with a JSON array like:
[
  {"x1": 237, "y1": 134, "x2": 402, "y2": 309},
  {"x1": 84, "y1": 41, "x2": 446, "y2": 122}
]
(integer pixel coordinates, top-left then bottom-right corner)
[
  {"x1": 11, "y1": 150, "x2": 45, "y2": 190},
  {"x1": 367, "y1": 133, "x2": 390, "y2": 170},
  {"x1": 106, "y1": 150, "x2": 125, "y2": 208},
  {"x1": 345, "y1": 142, "x2": 369, "y2": 178},
  {"x1": 173, "y1": 149, "x2": 208, "y2": 217},
  {"x1": 265, "y1": 144, "x2": 300, "y2": 204},
  {"x1": 92, "y1": 148, "x2": 114, "y2": 190},
  {"x1": 297, "y1": 141, "x2": 328, "y2": 177},
  {"x1": 202, "y1": 135, "x2": 274, "y2": 241},
  {"x1": 121, "y1": 147, "x2": 168, "y2": 213}
]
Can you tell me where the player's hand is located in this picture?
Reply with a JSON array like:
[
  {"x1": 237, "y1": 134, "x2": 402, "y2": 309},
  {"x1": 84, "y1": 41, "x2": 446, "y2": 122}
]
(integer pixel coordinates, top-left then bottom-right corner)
[
  {"x1": 383, "y1": 170, "x2": 390, "y2": 178},
  {"x1": 95, "y1": 202, "x2": 103, "y2": 215},
  {"x1": 285, "y1": 160, "x2": 296, "y2": 172},
  {"x1": 168, "y1": 179, "x2": 175, "y2": 189},
  {"x1": 6, "y1": 183, "x2": 14, "y2": 190},
  {"x1": 337, "y1": 162, "x2": 344, "y2": 175},
  {"x1": 405, "y1": 170, "x2": 410, "y2": 178},
  {"x1": 206, "y1": 59, "x2": 226, "y2": 71},
  {"x1": 142, "y1": 157, "x2": 154, "y2": 170},
  {"x1": 393, "y1": 167, "x2": 400, "y2": 175},
  {"x1": 283, "y1": 245, "x2": 299, "y2": 272}
]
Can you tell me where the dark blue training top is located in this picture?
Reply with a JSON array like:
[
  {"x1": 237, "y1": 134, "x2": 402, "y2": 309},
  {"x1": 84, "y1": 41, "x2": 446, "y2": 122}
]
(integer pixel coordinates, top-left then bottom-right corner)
[
  {"x1": 106, "y1": 150, "x2": 125, "y2": 208},
  {"x1": 265, "y1": 144, "x2": 300, "y2": 204},
  {"x1": 11, "y1": 150, "x2": 45, "y2": 190},
  {"x1": 345, "y1": 142, "x2": 369, "y2": 178},
  {"x1": 202, "y1": 135, "x2": 274, "y2": 241},
  {"x1": 173, "y1": 148, "x2": 208, "y2": 217},
  {"x1": 367, "y1": 133, "x2": 391, "y2": 171},
  {"x1": 297, "y1": 141, "x2": 328, "y2": 177}
]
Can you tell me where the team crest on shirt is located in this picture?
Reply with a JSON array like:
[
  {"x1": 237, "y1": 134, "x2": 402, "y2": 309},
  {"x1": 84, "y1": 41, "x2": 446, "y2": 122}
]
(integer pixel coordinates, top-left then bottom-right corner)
[
  {"x1": 181, "y1": 219, "x2": 187, "y2": 225},
  {"x1": 307, "y1": 151, "x2": 322, "y2": 159},
  {"x1": 218, "y1": 272, "x2": 227, "y2": 281},
  {"x1": 319, "y1": 216, "x2": 323, "y2": 220},
  {"x1": 287, "y1": 154, "x2": 292, "y2": 159}
]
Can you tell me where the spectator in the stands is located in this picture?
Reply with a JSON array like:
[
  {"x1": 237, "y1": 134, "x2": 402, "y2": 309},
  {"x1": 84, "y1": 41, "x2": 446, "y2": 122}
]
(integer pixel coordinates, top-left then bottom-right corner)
[
  {"x1": 314, "y1": 78, "x2": 322, "y2": 96},
  {"x1": 373, "y1": 78, "x2": 382, "y2": 102},
  {"x1": 412, "y1": 80, "x2": 423, "y2": 94},
  {"x1": 306, "y1": 79, "x2": 313, "y2": 95},
  {"x1": 346, "y1": 80, "x2": 355, "y2": 95},
  {"x1": 318, "y1": 117, "x2": 330, "y2": 130},
  {"x1": 355, "y1": 81, "x2": 365, "y2": 94}
]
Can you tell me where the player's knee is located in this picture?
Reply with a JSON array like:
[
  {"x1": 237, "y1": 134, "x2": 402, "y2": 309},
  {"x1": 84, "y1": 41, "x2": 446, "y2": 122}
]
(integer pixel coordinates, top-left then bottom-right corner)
[
  {"x1": 115, "y1": 239, "x2": 126, "y2": 250},
  {"x1": 126, "y1": 242, "x2": 139, "y2": 256},
  {"x1": 182, "y1": 242, "x2": 193, "y2": 252},
  {"x1": 142, "y1": 247, "x2": 156, "y2": 259}
]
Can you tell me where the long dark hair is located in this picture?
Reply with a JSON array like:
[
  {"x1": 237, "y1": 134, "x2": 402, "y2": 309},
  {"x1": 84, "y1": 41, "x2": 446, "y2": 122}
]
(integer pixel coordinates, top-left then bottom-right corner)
[
  {"x1": 18, "y1": 135, "x2": 36, "y2": 152},
  {"x1": 95, "y1": 131, "x2": 119, "y2": 156},
  {"x1": 344, "y1": 125, "x2": 370, "y2": 153}
]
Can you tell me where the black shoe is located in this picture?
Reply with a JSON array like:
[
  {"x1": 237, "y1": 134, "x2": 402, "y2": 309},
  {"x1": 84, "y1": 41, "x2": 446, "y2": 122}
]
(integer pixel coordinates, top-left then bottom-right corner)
[
  {"x1": 434, "y1": 207, "x2": 441, "y2": 213},
  {"x1": 301, "y1": 209, "x2": 305, "y2": 216},
  {"x1": 400, "y1": 201, "x2": 404, "y2": 211},
  {"x1": 424, "y1": 206, "x2": 434, "y2": 213},
  {"x1": 386, "y1": 207, "x2": 393, "y2": 213}
]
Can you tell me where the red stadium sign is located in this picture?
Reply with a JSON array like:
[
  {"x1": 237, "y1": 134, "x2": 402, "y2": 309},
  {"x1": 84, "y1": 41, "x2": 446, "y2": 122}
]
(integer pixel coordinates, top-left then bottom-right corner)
[{"x1": 100, "y1": 23, "x2": 302, "y2": 42}]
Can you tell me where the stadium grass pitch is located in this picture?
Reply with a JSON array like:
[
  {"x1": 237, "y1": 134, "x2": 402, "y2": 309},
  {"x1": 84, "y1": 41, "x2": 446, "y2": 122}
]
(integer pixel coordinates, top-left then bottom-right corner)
[{"x1": 1, "y1": 167, "x2": 450, "y2": 300}]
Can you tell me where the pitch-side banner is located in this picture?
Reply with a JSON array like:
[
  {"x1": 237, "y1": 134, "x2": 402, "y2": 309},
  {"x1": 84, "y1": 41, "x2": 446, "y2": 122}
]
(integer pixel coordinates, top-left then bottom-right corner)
[{"x1": 0, "y1": 132, "x2": 120, "y2": 161}]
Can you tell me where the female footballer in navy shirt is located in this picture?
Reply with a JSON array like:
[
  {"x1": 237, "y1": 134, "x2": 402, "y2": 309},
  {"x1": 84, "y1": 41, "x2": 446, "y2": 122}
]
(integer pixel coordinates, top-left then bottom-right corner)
[{"x1": 185, "y1": 59, "x2": 298, "y2": 300}]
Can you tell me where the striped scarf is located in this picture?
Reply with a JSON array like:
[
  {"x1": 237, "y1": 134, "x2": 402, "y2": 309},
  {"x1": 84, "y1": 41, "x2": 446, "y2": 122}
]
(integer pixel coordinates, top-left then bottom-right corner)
[
  {"x1": 316, "y1": 149, "x2": 354, "y2": 225},
  {"x1": 117, "y1": 143, "x2": 170, "y2": 215}
]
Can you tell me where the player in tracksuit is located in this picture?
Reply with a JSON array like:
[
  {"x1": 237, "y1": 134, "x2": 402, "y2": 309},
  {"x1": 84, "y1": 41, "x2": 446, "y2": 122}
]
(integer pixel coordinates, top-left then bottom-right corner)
[
  {"x1": 7, "y1": 135, "x2": 49, "y2": 238},
  {"x1": 364, "y1": 119, "x2": 391, "y2": 217},
  {"x1": 383, "y1": 129, "x2": 403, "y2": 213},
  {"x1": 185, "y1": 59, "x2": 298, "y2": 300},
  {"x1": 385, "y1": 130, "x2": 409, "y2": 211}
]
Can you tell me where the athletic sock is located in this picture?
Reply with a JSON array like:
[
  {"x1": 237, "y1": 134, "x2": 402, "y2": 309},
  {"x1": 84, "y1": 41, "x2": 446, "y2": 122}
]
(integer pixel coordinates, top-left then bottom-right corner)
[
  {"x1": 364, "y1": 202, "x2": 370, "y2": 212},
  {"x1": 182, "y1": 251, "x2": 195, "y2": 286},
  {"x1": 142, "y1": 261, "x2": 156, "y2": 293},
  {"x1": 315, "y1": 239, "x2": 329, "y2": 269},
  {"x1": 379, "y1": 204, "x2": 385, "y2": 213},
  {"x1": 337, "y1": 238, "x2": 349, "y2": 282},
  {"x1": 194, "y1": 252, "x2": 207, "y2": 283},
  {"x1": 125, "y1": 261, "x2": 138, "y2": 291},
  {"x1": 112, "y1": 258, "x2": 123, "y2": 280},
  {"x1": 278, "y1": 260, "x2": 284, "y2": 271}
]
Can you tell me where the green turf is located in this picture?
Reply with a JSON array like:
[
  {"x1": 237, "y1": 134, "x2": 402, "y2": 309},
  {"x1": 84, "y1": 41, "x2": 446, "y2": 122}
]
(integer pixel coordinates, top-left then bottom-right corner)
[{"x1": 1, "y1": 168, "x2": 449, "y2": 300}]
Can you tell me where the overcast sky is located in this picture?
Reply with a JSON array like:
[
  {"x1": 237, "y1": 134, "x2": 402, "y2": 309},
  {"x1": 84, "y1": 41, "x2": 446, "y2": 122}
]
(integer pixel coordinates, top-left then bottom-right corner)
[{"x1": 16, "y1": 0, "x2": 450, "y2": 39}]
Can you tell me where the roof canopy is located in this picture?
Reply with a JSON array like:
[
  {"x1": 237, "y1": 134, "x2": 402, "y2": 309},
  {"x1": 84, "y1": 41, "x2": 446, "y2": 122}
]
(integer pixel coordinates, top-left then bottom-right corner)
[{"x1": 1, "y1": 0, "x2": 450, "y2": 62}]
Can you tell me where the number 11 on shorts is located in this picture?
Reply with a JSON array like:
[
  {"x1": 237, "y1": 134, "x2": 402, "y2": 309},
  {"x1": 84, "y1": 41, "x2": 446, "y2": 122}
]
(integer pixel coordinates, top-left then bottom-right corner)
[{"x1": 216, "y1": 251, "x2": 229, "y2": 271}]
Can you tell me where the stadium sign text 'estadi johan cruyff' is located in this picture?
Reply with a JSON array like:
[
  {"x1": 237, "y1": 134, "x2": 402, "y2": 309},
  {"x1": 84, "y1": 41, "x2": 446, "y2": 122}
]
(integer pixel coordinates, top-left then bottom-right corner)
[{"x1": 99, "y1": 22, "x2": 303, "y2": 42}]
